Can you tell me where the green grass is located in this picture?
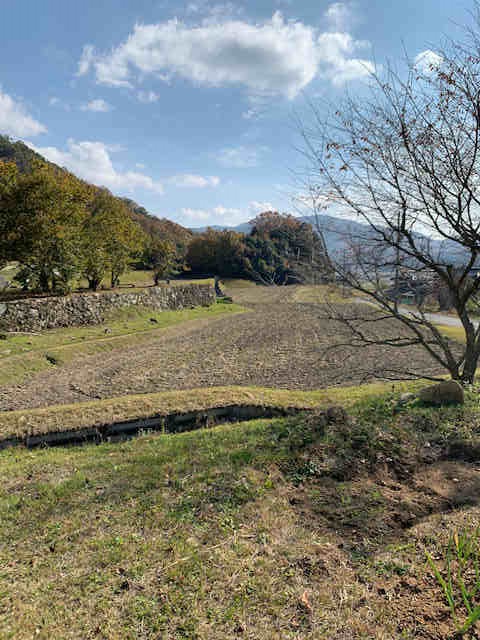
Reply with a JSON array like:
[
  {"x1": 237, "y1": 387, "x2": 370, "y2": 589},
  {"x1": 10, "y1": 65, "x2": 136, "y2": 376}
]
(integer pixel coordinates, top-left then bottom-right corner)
[
  {"x1": 427, "y1": 527, "x2": 480, "y2": 635},
  {"x1": 76, "y1": 270, "x2": 214, "y2": 290},
  {"x1": 1, "y1": 390, "x2": 480, "y2": 638},
  {"x1": 1, "y1": 264, "x2": 213, "y2": 294},
  {"x1": 0, "y1": 379, "x2": 424, "y2": 442},
  {"x1": 0, "y1": 302, "x2": 245, "y2": 386}
]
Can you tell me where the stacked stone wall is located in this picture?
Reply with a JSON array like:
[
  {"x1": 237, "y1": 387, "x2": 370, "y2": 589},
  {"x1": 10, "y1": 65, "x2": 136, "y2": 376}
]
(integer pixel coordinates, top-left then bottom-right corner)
[{"x1": 0, "y1": 284, "x2": 215, "y2": 332}]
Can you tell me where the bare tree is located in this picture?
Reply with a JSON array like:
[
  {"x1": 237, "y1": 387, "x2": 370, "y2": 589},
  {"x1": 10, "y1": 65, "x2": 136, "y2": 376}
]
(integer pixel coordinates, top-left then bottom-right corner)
[{"x1": 300, "y1": 15, "x2": 480, "y2": 384}]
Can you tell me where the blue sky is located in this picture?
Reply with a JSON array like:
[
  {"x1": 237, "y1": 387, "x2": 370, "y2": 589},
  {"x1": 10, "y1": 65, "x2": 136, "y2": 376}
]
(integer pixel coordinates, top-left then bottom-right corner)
[{"x1": 0, "y1": 0, "x2": 471, "y2": 227}]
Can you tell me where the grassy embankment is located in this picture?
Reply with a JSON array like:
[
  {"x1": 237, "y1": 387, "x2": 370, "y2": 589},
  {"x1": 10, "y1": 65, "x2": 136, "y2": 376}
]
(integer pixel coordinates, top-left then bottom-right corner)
[
  {"x1": 0, "y1": 301, "x2": 245, "y2": 387},
  {"x1": 0, "y1": 379, "x2": 422, "y2": 442},
  {"x1": 1, "y1": 388, "x2": 480, "y2": 638}
]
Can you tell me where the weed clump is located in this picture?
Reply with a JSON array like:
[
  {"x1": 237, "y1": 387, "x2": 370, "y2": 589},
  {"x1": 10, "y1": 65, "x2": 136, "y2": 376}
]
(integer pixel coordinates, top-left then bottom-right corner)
[{"x1": 427, "y1": 527, "x2": 480, "y2": 636}]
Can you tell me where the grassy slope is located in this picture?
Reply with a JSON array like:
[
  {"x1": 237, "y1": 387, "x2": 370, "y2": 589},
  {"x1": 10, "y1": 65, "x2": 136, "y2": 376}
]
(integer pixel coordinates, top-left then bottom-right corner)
[
  {"x1": 0, "y1": 302, "x2": 244, "y2": 386},
  {"x1": 1, "y1": 392, "x2": 480, "y2": 639},
  {"x1": 0, "y1": 380, "x2": 422, "y2": 441},
  {"x1": 76, "y1": 270, "x2": 214, "y2": 290}
]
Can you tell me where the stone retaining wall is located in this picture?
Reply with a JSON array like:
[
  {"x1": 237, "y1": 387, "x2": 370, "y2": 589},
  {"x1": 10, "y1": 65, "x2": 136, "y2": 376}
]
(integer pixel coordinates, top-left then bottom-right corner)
[{"x1": 0, "y1": 284, "x2": 215, "y2": 332}]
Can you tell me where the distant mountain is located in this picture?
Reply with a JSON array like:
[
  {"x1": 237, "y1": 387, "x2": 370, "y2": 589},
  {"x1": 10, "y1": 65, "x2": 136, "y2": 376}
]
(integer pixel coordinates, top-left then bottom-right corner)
[
  {"x1": 0, "y1": 135, "x2": 192, "y2": 248},
  {"x1": 190, "y1": 222, "x2": 253, "y2": 234}
]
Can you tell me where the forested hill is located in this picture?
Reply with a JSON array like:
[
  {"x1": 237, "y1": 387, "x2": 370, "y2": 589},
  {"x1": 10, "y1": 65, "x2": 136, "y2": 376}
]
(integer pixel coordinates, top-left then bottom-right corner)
[
  {"x1": 121, "y1": 198, "x2": 192, "y2": 250},
  {"x1": 0, "y1": 135, "x2": 192, "y2": 244},
  {"x1": 0, "y1": 135, "x2": 45, "y2": 172}
]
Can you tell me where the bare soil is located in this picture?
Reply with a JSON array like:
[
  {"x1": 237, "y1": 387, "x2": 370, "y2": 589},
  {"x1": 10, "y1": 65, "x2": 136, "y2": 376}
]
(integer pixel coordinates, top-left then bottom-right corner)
[
  {"x1": 0, "y1": 285, "x2": 441, "y2": 411},
  {"x1": 288, "y1": 458, "x2": 480, "y2": 639}
]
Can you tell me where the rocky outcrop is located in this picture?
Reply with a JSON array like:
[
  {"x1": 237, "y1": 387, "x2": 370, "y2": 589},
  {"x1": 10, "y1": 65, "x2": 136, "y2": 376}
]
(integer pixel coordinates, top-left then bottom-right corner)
[
  {"x1": 418, "y1": 380, "x2": 465, "y2": 405},
  {"x1": 0, "y1": 284, "x2": 215, "y2": 332}
]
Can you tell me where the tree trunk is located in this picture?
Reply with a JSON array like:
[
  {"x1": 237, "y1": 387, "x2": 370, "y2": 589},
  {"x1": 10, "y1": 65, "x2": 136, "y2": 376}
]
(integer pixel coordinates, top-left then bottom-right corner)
[
  {"x1": 461, "y1": 344, "x2": 479, "y2": 384},
  {"x1": 39, "y1": 270, "x2": 50, "y2": 293},
  {"x1": 88, "y1": 278, "x2": 100, "y2": 291}
]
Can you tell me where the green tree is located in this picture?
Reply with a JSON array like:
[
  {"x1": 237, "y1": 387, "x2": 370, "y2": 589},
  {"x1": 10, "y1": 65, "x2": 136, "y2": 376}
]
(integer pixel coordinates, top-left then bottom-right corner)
[
  {"x1": 82, "y1": 189, "x2": 145, "y2": 290},
  {"x1": 186, "y1": 229, "x2": 246, "y2": 278},
  {"x1": 0, "y1": 160, "x2": 91, "y2": 293},
  {"x1": 148, "y1": 238, "x2": 177, "y2": 285}
]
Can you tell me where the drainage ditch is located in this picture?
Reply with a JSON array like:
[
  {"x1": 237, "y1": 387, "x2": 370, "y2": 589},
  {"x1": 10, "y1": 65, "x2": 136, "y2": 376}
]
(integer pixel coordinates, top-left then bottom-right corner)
[{"x1": 0, "y1": 404, "x2": 311, "y2": 450}]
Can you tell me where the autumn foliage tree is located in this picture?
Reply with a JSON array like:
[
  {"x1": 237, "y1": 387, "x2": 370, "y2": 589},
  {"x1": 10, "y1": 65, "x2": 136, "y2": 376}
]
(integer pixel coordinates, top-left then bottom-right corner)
[
  {"x1": 186, "y1": 228, "x2": 247, "y2": 278},
  {"x1": 245, "y1": 211, "x2": 329, "y2": 285}
]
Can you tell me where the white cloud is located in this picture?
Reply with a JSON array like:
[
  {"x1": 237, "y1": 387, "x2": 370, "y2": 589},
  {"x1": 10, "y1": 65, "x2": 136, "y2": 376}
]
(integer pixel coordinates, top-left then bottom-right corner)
[
  {"x1": 77, "y1": 11, "x2": 374, "y2": 98},
  {"x1": 324, "y1": 2, "x2": 355, "y2": 31},
  {"x1": 80, "y1": 98, "x2": 112, "y2": 112},
  {"x1": 170, "y1": 174, "x2": 220, "y2": 188},
  {"x1": 181, "y1": 207, "x2": 212, "y2": 222},
  {"x1": 414, "y1": 49, "x2": 443, "y2": 74},
  {"x1": 249, "y1": 200, "x2": 275, "y2": 214},
  {"x1": 0, "y1": 90, "x2": 46, "y2": 137},
  {"x1": 181, "y1": 204, "x2": 244, "y2": 225},
  {"x1": 186, "y1": 1, "x2": 243, "y2": 20},
  {"x1": 242, "y1": 109, "x2": 257, "y2": 120},
  {"x1": 316, "y1": 32, "x2": 373, "y2": 85},
  {"x1": 26, "y1": 139, "x2": 164, "y2": 194},
  {"x1": 137, "y1": 90, "x2": 160, "y2": 103},
  {"x1": 180, "y1": 201, "x2": 276, "y2": 226},
  {"x1": 216, "y1": 145, "x2": 267, "y2": 168},
  {"x1": 77, "y1": 44, "x2": 95, "y2": 76}
]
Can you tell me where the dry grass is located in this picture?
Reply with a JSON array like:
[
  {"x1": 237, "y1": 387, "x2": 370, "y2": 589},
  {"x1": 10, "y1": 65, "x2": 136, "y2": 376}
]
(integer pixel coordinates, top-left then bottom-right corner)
[
  {"x1": 1, "y1": 392, "x2": 480, "y2": 638},
  {"x1": 436, "y1": 323, "x2": 467, "y2": 344},
  {"x1": 293, "y1": 284, "x2": 354, "y2": 304},
  {"x1": 0, "y1": 380, "x2": 422, "y2": 441}
]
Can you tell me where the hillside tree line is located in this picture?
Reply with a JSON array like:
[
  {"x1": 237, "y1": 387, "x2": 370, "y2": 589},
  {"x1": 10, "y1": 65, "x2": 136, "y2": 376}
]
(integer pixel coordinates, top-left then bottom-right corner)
[{"x1": 0, "y1": 137, "x2": 330, "y2": 294}]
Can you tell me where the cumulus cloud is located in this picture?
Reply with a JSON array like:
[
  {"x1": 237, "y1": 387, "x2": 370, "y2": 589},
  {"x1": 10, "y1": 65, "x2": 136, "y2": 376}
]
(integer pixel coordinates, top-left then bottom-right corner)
[
  {"x1": 414, "y1": 49, "x2": 443, "y2": 74},
  {"x1": 316, "y1": 32, "x2": 373, "y2": 85},
  {"x1": 77, "y1": 44, "x2": 95, "y2": 76},
  {"x1": 77, "y1": 10, "x2": 374, "y2": 98},
  {"x1": 324, "y1": 2, "x2": 355, "y2": 31},
  {"x1": 169, "y1": 174, "x2": 220, "y2": 188},
  {"x1": 249, "y1": 200, "x2": 275, "y2": 214},
  {"x1": 181, "y1": 205, "x2": 244, "y2": 224},
  {"x1": 180, "y1": 201, "x2": 276, "y2": 226},
  {"x1": 0, "y1": 90, "x2": 46, "y2": 137},
  {"x1": 26, "y1": 139, "x2": 164, "y2": 194},
  {"x1": 80, "y1": 98, "x2": 112, "y2": 112},
  {"x1": 216, "y1": 145, "x2": 267, "y2": 168}
]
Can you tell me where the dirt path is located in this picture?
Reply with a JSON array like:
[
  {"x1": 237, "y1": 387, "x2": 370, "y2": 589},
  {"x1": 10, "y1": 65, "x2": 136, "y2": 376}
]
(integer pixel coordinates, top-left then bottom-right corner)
[{"x1": 0, "y1": 285, "x2": 441, "y2": 411}]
